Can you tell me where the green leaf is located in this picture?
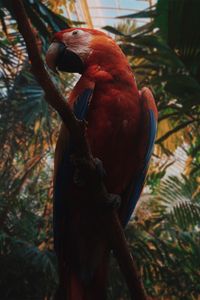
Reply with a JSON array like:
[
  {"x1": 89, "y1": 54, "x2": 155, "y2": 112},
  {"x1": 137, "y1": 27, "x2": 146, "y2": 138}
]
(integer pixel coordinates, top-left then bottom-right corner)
[
  {"x1": 117, "y1": 6, "x2": 156, "y2": 19},
  {"x1": 103, "y1": 26, "x2": 126, "y2": 36}
]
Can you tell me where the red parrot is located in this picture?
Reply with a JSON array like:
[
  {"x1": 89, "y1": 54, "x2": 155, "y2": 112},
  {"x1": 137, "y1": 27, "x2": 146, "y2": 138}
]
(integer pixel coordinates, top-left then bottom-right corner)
[{"x1": 46, "y1": 28, "x2": 158, "y2": 300}]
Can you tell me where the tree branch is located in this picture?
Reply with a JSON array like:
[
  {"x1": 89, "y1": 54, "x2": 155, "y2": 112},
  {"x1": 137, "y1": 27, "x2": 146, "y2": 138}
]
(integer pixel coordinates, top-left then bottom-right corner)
[
  {"x1": 156, "y1": 119, "x2": 194, "y2": 144},
  {"x1": 11, "y1": 1, "x2": 147, "y2": 299}
]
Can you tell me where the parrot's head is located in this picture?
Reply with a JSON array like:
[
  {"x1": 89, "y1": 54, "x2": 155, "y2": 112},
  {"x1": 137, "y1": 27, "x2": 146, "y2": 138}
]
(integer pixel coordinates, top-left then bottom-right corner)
[{"x1": 46, "y1": 28, "x2": 121, "y2": 74}]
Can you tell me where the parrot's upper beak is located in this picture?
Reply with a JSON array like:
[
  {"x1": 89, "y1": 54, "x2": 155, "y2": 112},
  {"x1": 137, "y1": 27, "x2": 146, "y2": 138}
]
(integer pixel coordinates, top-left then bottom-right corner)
[{"x1": 46, "y1": 41, "x2": 84, "y2": 74}]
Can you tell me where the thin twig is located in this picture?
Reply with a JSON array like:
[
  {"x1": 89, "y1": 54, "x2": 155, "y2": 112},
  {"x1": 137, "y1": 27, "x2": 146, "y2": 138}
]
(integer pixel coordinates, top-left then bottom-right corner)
[{"x1": 156, "y1": 119, "x2": 194, "y2": 144}]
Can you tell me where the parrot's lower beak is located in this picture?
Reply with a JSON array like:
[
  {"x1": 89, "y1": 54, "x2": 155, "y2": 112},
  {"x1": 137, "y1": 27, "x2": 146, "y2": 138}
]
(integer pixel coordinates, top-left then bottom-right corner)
[{"x1": 46, "y1": 42, "x2": 84, "y2": 74}]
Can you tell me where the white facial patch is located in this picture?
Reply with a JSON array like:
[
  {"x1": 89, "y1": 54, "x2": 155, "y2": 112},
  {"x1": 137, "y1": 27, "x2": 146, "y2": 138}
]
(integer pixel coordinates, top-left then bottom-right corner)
[{"x1": 62, "y1": 30, "x2": 92, "y2": 61}]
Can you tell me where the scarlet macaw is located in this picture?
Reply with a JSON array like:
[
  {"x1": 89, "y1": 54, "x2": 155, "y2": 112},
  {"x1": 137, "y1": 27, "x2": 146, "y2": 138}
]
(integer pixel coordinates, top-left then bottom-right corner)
[{"x1": 46, "y1": 28, "x2": 158, "y2": 300}]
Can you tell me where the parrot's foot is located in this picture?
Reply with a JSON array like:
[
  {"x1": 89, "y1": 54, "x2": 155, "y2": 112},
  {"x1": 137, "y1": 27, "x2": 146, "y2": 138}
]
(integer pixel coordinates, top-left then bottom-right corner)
[
  {"x1": 105, "y1": 193, "x2": 121, "y2": 209},
  {"x1": 71, "y1": 155, "x2": 121, "y2": 209},
  {"x1": 93, "y1": 159, "x2": 121, "y2": 209},
  {"x1": 71, "y1": 156, "x2": 106, "y2": 187}
]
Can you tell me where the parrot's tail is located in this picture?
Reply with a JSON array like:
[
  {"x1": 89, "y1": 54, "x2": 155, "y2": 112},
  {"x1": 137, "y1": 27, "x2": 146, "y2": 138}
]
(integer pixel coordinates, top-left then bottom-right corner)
[
  {"x1": 69, "y1": 267, "x2": 108, "y2": 300},
  {"x1": 55, "y1": 250, "x2": 109, "y2": 300}
]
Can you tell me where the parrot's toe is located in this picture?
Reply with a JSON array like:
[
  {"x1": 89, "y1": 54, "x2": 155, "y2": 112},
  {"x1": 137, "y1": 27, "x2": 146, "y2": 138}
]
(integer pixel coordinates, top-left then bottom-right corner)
[{"x1": 71, "y1": 156, "x2": 106, "y2": 187}]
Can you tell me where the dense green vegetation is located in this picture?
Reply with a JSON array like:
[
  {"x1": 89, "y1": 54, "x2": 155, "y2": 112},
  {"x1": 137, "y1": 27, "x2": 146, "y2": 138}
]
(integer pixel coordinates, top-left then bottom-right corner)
[{"x1": 0, "y1": 1, "x2": 199, "y2": 299}]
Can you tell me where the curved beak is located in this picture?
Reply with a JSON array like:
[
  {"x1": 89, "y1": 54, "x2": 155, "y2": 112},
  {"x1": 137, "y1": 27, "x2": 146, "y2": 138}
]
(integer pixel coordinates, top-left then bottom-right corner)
[
  {"x1": 46, "y1": 42, "x2": 66, "y2": 73},
  {"x1": 46, "y1": 41, "x2": 85, "y2": 74}
]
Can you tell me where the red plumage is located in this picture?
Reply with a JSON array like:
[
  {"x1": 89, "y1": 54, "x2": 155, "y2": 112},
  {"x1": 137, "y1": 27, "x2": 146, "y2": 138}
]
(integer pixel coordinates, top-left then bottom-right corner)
[
  {"x1": 68, "y1": 32, "x2": 141, "y2": 194},
  {"x1": 46, "y1": 28, "x2": 158, "y2": 300}
]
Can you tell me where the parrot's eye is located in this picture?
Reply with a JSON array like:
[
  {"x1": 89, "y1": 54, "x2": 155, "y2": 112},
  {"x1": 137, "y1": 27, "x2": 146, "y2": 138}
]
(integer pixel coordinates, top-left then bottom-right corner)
[{"x1": 72, "y1": 30, "x2": 79, "y2": 36}]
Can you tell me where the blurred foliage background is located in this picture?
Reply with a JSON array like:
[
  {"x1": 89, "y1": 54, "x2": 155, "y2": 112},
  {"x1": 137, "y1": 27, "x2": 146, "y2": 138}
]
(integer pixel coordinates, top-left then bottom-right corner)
[{"x1": 0, "y1": 0, "x2": 199, "y2": 299}]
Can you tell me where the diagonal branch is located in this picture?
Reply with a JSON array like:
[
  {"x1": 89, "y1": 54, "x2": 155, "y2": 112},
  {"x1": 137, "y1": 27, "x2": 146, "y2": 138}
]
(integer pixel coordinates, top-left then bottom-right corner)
[
  {"x1": 11, "y1": 1, "x2": 147, "y2": 299},
  {"x1": 156, "y1": 119, "x2": 194, "y2": 144}
]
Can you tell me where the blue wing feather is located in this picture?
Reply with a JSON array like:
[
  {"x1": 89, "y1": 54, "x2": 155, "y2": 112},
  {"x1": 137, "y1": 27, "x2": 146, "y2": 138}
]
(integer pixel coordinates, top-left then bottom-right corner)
[
  {"x1": 53, "y1": 88, "x2": 93, "y2": 253},
  {"x1": 73, "y1": 89, "x2": 93, "y2": 120},
  {"x1": 123, "y1": 109, "x2": 157, "y2": 227}
]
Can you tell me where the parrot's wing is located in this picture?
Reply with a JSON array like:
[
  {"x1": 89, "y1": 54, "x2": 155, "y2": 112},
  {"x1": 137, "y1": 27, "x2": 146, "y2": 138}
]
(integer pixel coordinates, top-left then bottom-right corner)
[
  {"x1": 73, "y1": 88, "x2": 93, "y2": 119},
  {"x1": 53, "y1": 87, "x2": 94, "y2": 253},
  {"x1": 123, "y1": 87, "x2": 158, "y2": 226}
]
